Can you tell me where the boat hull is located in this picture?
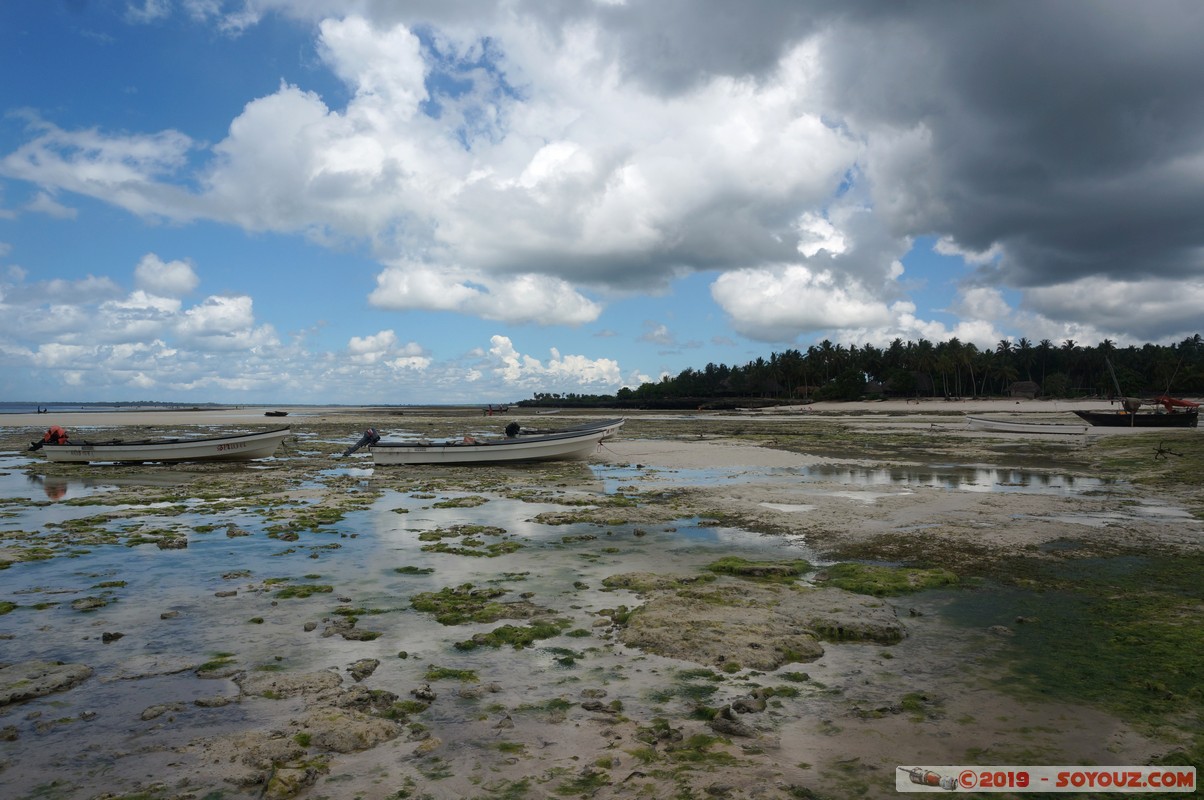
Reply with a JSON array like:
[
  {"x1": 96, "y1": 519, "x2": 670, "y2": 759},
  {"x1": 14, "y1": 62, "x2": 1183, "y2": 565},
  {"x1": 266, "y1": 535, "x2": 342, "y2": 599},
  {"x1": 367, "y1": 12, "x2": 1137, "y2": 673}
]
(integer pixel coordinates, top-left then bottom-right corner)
[
  {"x1": 966, "y1": 416, "x2": 1089, "y2": 434},
  {"x1": 1072, "y1": 410, "x2": 1198, "y2": 428},
  {"x1": 38, "y1": 427, "x2": 292, "y2": 463},
  {"x1": 518, "y1": 417, "x2": 625, "y2": 440},
  {"x1": 371, "y1": 428, "x2": 607, "y2": 465}
]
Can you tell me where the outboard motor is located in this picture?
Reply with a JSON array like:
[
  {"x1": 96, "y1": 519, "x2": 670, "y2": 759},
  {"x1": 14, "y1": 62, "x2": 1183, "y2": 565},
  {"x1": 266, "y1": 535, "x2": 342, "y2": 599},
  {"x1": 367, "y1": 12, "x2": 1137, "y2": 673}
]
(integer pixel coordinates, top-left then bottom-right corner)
[
  {"x1": 504, "y1": 422, "x2": 522, "y2": 438},
  {"x1": 343, "y1": 427, "x2": 381, "y2": 456}
]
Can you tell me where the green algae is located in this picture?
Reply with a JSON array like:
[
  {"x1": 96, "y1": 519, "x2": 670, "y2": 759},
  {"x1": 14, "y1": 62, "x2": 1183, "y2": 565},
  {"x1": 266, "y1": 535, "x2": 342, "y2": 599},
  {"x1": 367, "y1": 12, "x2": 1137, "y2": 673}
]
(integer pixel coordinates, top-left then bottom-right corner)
[
  {"x1": 432, "y1": 495, "x2": 489, "y2": 508},
  {"x1": 394, "y1": 565, "x2": 435, "y2": 575},
  {"x1": 422, "y1": 539, "x2": 523, "y2": 557},
  {"x1": 647, "y1": 672, "x2": 723, "y2": 705},
  {"x1": 944, "y1": 549, "x2": 1204, "y2": 728},
  {"x1": 818, "y1": 563, "x2": 959, "y2": 596},
  {"x1": 419, "y1": 524, "x2": 507, "y2": 540},
  {"x1": 552, "y1": 767, "x2": 611, "y2": 796},
  {"x1": 385, "y1": 699, "x2": 430, "y2": 717},
  {"x1": 263, "y1": 505, "x2": 347, "y2": 535},
  {"x1": 453, "y1": 618, "x2": 572, "y2": 651},
  {"x1": 530, "y1": 511, "x2": 597, "y2": 526},
  {"x1": 778, "y1": 671, "x2": 811, "y2": 683},
  {"x1": 196, "y1": 652, "x2": 237, "y2": 676},
  {"x1": 331, "y1": 605, "x2": 389, "y2": 618},
  {"x1": 597, "y1": 605, "x2": 632, "y2": 626},
  {"x1": 273, "y1": 583, "x2": 334, "y2": 599},
  {"x1": 424, "y1": 665, "x2": 479, "y2": 682},
  {"x1": 704, "y1": 556, "x2": 811, "y2": 582},
  {"x1": 0, "y1": 545, "x2": 55, "y2": 566},
  {"x1": 514, "y1": 696, "x2": 574, "y2": 716},
  {"x1": 409, "y1": 584, "x2": 512, "y2": 625},
  {"x1": 417, "y1": 524, "x2": 521, "y2": 556},
  {"x1": 600, "y1": 573, "x2": 715, "y2": 593}
]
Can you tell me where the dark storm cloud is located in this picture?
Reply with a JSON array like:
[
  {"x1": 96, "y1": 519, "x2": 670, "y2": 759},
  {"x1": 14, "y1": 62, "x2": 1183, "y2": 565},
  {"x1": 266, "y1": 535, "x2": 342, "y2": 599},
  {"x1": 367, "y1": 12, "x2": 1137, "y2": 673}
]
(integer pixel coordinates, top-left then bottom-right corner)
[
  {"x1": 590, "y1": 0, "x2": 832, "y2": 95},
  {"x1": 810, "y1": 0, "x2": 1204, "y2": 287},
  {"x1": 547, "y1": 0, "x2": 1204, "y2": 291}
]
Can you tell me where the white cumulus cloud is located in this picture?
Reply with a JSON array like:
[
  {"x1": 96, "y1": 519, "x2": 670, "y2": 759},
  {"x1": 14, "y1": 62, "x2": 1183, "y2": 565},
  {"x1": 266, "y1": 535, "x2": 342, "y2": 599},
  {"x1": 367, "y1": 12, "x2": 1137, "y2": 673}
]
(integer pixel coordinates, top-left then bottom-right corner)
[
  {"x1": 487, "y1": 335, "x2": 622, "y2": 391},
  {"x1": 133, "y1": 253, "x2": 199, "y2": 297},
  {"x1": 711, "y1": 265, "x2": 895, "y2": 342},
  {"x1": 370, "y1": 265, "x2": 600, "y2": 325}
]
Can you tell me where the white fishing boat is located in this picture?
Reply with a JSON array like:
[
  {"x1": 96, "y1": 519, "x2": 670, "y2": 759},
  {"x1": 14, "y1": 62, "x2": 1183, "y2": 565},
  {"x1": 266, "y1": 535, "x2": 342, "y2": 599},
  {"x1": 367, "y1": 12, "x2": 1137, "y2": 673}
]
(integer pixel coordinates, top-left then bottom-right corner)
[
  {"x1": 594, "y1": 417, "x2": 625, "y2": 439},
  {"x1": 965, "y1": 416, "x2": 1089, "y2": 435},
  {"x1": 29, "y1": 426, "x2": 292, "y2": 463},
  {"x1": 510, "y1": 417, "x2": 625, "y2": 440},
  {"x1": 370, "y1": 427, "x2": 608, "y2": 465}
]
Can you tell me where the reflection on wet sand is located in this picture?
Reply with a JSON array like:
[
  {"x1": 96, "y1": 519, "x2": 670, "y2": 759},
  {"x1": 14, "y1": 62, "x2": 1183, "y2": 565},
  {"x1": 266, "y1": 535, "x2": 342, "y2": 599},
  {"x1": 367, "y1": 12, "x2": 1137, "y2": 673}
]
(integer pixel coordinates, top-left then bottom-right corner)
[
  {"x1": 593, "y1": 460, "x2": 1111, "y2": 495},
  {"x1": 32, "y1": 471, "x2": 197, "y2": 500}
]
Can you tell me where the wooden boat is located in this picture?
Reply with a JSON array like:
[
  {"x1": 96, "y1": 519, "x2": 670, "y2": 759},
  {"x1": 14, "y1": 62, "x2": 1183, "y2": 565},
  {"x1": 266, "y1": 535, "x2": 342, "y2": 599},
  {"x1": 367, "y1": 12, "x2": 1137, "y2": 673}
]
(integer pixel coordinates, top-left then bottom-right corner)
[
  {"x1": 1072, "y1": 408, "x2": 1198, "y2": 428},
  {"x1": 966, "y1": 416, "x2": 1089, "y2": 435},
  {"x1": 30, "y1": 427, "x2": 292, "y2": 463},
  {"x1": 370, "y1": 427, "x2": 608, "y2": 465},
  {"x1": 1071, "y1": 395, "x2": 1199, "y2": 428},
  {"x1": 264, "y1": 410, "x2": 288, "y2": 417}
]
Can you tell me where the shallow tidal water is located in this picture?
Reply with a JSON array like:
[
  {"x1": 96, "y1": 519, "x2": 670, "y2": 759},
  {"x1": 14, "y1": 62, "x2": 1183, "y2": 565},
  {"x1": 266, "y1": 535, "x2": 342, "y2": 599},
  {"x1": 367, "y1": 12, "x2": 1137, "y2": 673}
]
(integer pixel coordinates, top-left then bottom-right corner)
[
  {"x1": 0, "y1": 446, "x2": 1188, "y2": 799},
  {"x1": 1, "y1": 455, "x2": 829, "y2": 797}
]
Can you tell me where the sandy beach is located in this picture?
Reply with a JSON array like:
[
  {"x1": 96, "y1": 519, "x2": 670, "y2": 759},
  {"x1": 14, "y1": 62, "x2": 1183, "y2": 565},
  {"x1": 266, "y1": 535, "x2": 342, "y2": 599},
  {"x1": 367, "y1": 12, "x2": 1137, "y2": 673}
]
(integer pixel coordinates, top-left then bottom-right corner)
[
  {"x1": 4, "y1": 395, "x2": 1191, "y2": 428},
  {"x1": 1, "y1": 401, "x2": 1201, "y2": 799}
]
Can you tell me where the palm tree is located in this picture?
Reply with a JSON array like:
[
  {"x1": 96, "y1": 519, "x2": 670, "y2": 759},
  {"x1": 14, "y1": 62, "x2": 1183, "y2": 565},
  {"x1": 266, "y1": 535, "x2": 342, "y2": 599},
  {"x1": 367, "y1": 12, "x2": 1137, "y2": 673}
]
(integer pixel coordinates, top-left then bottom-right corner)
[
  {"x1": 935, "y1": 352, "x2": 954, "y2": 397},
  {"x1": 1061, "y1": 339, "x2": 1080, "y2": 390},
  {"x1": 817, "y1": 340, "x2": 836, "y2": 383},
  {"x1": 911, "y1": 339, "x2": 937, "y2": 395},
  {"x1": 941, "y1": 339, "x2": 961, "y2": 396},
  {"x1": 993, "y1": 361, "x2": 1019, "y2": 394},
  {"x1": 961, "y1": 342, "x2": 980, "y2": 398},
  {"x1": 1016, "y1": 337, "x2": 1034, "y2": 381},
  {"x1": 1038, "y1": 338, "x2": 1054, "y2": 385},
  {"x1": 974, "y1": 350, "x2": 992, "y2": 395}
]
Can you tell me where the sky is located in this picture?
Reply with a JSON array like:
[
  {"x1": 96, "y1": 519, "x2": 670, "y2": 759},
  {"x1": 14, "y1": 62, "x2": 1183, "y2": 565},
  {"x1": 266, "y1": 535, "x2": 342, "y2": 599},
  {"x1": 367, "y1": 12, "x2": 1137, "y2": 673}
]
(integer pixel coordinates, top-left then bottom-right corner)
[{"x1": 2, "y1": 0, "x2": 1203, "y2": 405}]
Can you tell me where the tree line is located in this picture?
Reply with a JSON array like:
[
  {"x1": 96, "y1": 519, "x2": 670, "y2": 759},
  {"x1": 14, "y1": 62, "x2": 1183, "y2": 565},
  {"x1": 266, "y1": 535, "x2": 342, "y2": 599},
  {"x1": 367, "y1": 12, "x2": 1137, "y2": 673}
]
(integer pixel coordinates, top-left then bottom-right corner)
[{"x1": 518, "y1": 334, "x2": 1204, "y2": 409}]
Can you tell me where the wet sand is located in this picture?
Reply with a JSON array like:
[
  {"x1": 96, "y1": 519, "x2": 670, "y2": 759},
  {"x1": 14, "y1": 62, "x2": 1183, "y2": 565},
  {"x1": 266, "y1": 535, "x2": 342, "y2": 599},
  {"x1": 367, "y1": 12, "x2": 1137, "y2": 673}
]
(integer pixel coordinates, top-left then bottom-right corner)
[{"x1": 0, "y1": 403, "x2": 1200, "y2": 799}]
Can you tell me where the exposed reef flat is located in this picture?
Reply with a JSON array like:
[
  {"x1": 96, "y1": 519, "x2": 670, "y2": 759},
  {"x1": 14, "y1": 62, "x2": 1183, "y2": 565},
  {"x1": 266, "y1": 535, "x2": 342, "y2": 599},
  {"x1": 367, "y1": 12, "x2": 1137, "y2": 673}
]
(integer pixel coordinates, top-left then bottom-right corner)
[{"x1": 1, "y1": 406, "x2": 1200, "y2": 799}]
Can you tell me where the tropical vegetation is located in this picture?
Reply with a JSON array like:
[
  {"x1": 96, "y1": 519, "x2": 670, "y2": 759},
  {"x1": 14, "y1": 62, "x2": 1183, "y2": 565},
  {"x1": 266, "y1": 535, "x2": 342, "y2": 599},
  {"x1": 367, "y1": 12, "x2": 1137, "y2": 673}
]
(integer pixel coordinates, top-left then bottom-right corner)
[{"x1": 519, "y1": 334, "x2": 1204, "y2": 409}]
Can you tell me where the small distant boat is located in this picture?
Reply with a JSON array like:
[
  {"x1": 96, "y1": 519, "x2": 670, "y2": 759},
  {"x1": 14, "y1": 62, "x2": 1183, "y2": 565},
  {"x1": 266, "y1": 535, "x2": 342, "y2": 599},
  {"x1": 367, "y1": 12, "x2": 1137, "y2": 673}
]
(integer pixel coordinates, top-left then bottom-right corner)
[
  {"x1": 264, "y1": 410, "x2": 288, "y2": 417},
  {"x1": 1072, "y1": 395, "x2": 1199, "y2": 428},
  {"x1": 370, "y1": 427, "x2": 608, "y2": 465},
  {"x1": 966, "y1": 416, "x2": 1089, "y2": 435},
  {"x1": 28, "y1": 427, "x2": 292, "y2": 464}
]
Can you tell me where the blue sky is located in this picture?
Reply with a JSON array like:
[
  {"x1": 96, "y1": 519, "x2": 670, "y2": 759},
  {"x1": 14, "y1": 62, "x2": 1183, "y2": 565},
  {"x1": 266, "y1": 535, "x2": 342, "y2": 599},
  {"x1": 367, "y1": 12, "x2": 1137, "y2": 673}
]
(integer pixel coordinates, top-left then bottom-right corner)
[{"x1": 2, "y1": 1, "x2": 1202, "y2": 404}]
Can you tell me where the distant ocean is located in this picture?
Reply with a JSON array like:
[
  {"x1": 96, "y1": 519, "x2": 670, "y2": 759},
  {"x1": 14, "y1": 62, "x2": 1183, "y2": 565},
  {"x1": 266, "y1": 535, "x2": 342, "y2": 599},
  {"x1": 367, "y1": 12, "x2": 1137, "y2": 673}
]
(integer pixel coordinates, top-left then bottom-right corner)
[
  {"x1": 0, "y1": 402, "x2": 475, "y2": 415},
  {"x1": 0, "y1": 402, "x2": 230, "y2": 415}
]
